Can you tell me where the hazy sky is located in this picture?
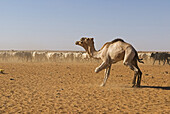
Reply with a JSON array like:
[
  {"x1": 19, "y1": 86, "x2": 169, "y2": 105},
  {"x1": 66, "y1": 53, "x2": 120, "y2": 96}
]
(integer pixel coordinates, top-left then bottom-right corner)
[{"x1": 0, "y1": 0, "x2": 170, "y2": 51}]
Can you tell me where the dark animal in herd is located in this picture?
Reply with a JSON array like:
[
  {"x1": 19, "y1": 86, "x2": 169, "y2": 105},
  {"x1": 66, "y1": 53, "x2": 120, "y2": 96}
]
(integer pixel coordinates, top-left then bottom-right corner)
[{"x1": 150, "y1": 52, "x2": 170, "y2": 65}]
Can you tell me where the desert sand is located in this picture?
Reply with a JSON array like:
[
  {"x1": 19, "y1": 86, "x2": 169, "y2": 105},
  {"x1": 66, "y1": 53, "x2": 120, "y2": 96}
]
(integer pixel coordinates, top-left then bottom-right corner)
[{"x1": 0, "y1": 62, "x2": 170, "y2": 113}]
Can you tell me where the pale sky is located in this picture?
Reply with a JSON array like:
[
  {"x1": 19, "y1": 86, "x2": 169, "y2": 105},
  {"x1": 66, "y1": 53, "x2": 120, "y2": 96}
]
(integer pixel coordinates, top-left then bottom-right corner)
[{"x1": 0, "y1": 0, "x2": 170, "y2": 51}]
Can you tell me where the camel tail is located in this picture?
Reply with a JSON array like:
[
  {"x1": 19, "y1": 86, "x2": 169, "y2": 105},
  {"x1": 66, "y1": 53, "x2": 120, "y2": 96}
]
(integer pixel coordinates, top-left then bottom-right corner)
[
  {"x1": 135, "y1": 51, "x2": 144, "y2": 64},
  {"x1": 138, "y1": 58, "x2": 144, "y2": 64}
]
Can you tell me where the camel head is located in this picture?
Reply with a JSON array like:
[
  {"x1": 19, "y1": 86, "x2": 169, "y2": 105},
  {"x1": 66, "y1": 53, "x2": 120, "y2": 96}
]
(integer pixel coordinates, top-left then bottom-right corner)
[{"x1": 75, "y1": 37, "x2": 94, "y2": 57}]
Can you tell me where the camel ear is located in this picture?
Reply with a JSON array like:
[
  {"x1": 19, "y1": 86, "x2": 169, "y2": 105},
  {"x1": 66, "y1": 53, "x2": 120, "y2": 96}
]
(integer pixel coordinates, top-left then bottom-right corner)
[
  {"x1": 90, "y1": 38, "x2": 94, "y2": 41},
  {"x1": 85, "y1": 38, "x2": 90, "y2": 41},
  {"x1": 81, "y1": 37, "x2": 86, "y2": 41}
]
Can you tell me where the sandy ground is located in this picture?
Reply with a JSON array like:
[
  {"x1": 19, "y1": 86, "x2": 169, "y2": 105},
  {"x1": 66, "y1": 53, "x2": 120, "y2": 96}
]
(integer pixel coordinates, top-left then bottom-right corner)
[{"x1": 0, "y1": 62, "x2": 170, "y2": 113}]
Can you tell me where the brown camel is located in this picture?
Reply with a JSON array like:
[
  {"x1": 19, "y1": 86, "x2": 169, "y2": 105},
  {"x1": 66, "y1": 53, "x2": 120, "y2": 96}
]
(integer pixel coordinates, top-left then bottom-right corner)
[{"x1": 75, "y1": 37, "x2": 144, "y2": 87}]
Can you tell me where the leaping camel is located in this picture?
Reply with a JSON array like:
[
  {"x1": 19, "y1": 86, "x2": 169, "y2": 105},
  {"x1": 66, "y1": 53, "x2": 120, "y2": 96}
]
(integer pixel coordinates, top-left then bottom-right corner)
[{"x1": 75, "y1": 37, "x2": 144, "y2": 87}]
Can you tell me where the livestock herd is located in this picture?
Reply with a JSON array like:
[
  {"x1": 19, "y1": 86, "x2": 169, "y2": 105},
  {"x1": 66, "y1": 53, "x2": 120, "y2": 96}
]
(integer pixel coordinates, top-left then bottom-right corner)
[
  {"x1": 138, "y1": 52, "x2": 170, "y2": 65},
  {"x1": 0, "y1": 51, "x2": 169, "y2": 65},
  {"x1": 0, "y1": 51, "x2": 90, "y2": 62}
]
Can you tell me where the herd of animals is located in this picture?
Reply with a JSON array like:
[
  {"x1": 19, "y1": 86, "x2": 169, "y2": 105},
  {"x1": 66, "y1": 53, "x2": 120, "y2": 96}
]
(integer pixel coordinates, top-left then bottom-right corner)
[
  {"x1": 138, "y1": 52, "x2": 170, "y2": 65},
  {"x1": 151, "y1": 52, "x2": 170, "y2": 65},
  {"x1": 0, "y1": 38, "x2": 169, "y2": 87},
  {"x1": 0, "y1": 50, "x2": 169, "y2": 65},
  {"x1": 0, "y1": 51, "x2": 91, "y2": 62}
]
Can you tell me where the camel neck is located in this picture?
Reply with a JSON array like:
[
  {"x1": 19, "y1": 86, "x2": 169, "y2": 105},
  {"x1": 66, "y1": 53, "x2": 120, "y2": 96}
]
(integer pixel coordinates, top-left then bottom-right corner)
[{"x1": 87, "y1": 44, "x2": 101, "y2": 59}]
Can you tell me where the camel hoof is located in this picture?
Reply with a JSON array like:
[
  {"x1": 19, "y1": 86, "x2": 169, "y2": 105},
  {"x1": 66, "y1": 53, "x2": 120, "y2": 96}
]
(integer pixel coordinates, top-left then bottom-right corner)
[
  {"x1": 0, "y1": 69, "x2": 4, "y2": 74},
  {"x1": 132, "y1": 85, "x2": 135, "y2": 87},
  {"x1": 95, "y1": 68, "x2": 99, "y2": 73},
  {"x1": 132, "y1": 84, "x2": 140, "y2": 88},
  {"x1": 136, "y1": 85, "x2": 141, "y2": 87}
]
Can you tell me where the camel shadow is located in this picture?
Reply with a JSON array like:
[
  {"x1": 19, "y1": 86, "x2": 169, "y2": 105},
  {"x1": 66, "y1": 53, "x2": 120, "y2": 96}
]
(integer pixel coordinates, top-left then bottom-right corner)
[
  {"x1": 140, "y1": 86, "x2": 170, "y2": 90},
  {"x1": 0, "y1": 72, "x2": 8, "y2": 75}
]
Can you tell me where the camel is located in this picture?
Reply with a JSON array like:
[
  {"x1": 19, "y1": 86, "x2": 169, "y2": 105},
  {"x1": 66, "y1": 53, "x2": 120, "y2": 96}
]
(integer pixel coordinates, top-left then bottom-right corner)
[{"x1": 75, "y1": 37, "x2": 144, "y2": 87}]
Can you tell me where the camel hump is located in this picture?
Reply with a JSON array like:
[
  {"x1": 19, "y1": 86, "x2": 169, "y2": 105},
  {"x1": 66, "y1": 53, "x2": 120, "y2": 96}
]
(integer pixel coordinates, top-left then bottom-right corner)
[
  {"x1": 111, "y1": 38, "x2": 124, "y2": 43},
  {"x1": 99, "y1": 38, "x2": 125, "y2": 50}
]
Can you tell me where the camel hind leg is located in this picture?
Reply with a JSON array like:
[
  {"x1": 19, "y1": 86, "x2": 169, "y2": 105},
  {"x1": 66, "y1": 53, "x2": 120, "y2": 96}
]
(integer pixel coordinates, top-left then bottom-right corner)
[
  {"x1": 132, "y1": 62, "x2": 142, "y2": 87},
  {"x1": 124, "y1": 60, "x2": 142, "y2": 87},
  {"x1": 130, "y1": 56, "x2": 142, "y2": 87},
  {"x1": 123, "y1": 63, "x2": 138, "y2": 87},
  {"x1": 137, "y1": 69, "x2": 142, "y2": 87},
  {"x1": 123, "y1": 47, "x2": 142, "y2": 87}
]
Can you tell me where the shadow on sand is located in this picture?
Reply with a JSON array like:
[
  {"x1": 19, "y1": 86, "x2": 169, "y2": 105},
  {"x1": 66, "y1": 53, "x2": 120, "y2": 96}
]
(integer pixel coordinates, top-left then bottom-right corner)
[
  {"x1": 1, "y1": 73, "x2": 8, "y2": 75},
  {"x1": 140, "y1": 86, "x2": 170, "y2": 90}
]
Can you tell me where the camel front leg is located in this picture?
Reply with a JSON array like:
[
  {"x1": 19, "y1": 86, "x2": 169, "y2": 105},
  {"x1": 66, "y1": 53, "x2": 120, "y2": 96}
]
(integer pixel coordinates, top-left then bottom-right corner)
[
  {"x1": 95, "y1": 61, "x2": 109, "y2": 73},
  {"x1": 100, "y1": 64, "x2": 111, "y2": 87}
]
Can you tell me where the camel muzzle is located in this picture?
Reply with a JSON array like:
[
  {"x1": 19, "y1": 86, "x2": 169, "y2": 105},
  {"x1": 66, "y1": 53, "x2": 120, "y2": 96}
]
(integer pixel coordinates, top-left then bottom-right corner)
[{"x1": 75, "y1": 41, "x2": 81, "y2": 45}]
